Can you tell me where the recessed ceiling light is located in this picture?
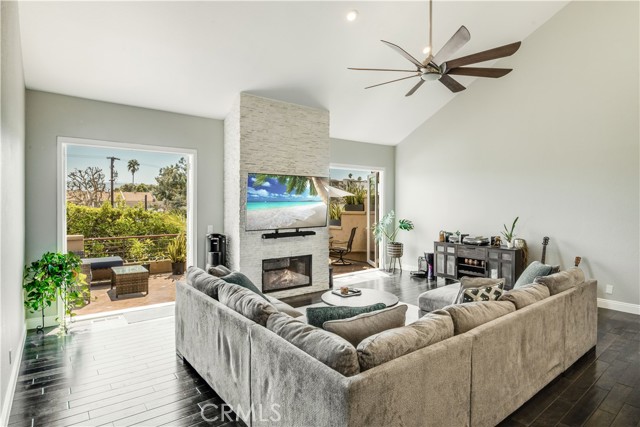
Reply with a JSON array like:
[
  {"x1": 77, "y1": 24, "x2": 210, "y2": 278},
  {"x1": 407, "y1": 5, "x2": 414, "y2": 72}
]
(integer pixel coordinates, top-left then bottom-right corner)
[
  {"x1": 346, "y1": 10, "x2": 358, "y2": 22},
  {"x1": 422, "y1": 46, "x2": 431, "y2": 55}
]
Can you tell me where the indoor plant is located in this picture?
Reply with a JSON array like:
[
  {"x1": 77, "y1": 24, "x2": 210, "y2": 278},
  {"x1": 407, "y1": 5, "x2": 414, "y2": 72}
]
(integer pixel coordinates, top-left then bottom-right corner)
[
  {"x1": 167, "y1": 232, "x2": 187, "y2": 275},
  {"x1": 23, "y1": 252, "x2": 86, "y2": 333},
  {"x1": 501, "y1": 216, "x2": 519, "y2": 249},
  {"x1": 372, "y1": 210, "x2": 414, "y2": 269}
]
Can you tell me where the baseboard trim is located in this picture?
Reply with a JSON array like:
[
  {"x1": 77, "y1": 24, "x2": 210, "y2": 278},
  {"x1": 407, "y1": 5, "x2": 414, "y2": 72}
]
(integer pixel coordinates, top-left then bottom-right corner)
[
  {"x1": 597, "y1": 298, "x2": 640, "y2": 315},
  {"x1": 1, "y1": 325, "x2": 26, "y2": 426},
  {"x1": 25, "y1": 315, "x2": 57, "y2": 330}
]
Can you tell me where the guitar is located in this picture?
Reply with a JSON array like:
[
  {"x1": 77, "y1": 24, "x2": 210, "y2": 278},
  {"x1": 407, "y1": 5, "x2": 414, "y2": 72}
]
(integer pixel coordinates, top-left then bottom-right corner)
[
  {"x1": 541, "y1": 237, "x2": 550, "y2": 264},
  {"x1": 575, "y1": 256, "x2": 582, "y2": 267}
]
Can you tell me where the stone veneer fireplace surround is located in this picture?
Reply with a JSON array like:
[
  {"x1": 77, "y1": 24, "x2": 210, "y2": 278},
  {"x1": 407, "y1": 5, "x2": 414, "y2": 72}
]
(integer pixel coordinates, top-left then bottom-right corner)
[{"x1": 224, "y1": 93, "x2": 330, "y2": 299}]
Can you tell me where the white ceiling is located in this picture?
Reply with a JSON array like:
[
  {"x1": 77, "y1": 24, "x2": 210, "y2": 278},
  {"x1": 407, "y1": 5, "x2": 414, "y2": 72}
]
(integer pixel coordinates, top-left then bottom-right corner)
[{"x1": 18, "y1": 1, "x2": 568, "y2": 145}]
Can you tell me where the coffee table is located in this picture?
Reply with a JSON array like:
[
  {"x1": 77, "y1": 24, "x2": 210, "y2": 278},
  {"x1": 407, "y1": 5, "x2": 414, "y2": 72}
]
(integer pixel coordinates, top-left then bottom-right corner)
[
  {"x1": 111, "y1": 265, "x2": 149, "y2": 298},
  {"x1": 321, "y1": 288, "x2": 399, "y2": 308}
]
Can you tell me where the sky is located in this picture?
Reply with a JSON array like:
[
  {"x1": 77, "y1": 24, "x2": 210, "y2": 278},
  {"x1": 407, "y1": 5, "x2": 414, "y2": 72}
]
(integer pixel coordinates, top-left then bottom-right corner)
[
  {"x1": 66, "y1": 145, "x2": 185, "y2": 186},
  {"x1": 330, "y1": 168, "x2": 372, "y2": 181},
  {"x1": 246, "y1": 175, "x2": 322, "y2": 203}
]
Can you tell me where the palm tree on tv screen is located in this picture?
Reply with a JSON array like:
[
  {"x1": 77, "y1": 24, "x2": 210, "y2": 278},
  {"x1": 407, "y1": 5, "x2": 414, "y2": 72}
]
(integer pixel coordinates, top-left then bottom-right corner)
[{"x1": 253, "y1": 174, "x2": 328, "y2": 204}]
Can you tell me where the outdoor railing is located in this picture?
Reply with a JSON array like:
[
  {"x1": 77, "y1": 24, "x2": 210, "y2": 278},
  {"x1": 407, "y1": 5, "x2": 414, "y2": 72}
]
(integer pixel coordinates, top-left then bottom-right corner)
[{"x1": 83, "y1": 234, "x2": 179, "y2": 263}]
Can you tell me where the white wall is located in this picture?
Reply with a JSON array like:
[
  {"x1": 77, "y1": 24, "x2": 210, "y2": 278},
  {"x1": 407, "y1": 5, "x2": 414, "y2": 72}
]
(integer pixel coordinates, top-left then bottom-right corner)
[
  {"x1": 0, "y1": 0, "x2": 26, "y2": 420},
  {"x1": 25, "y1": 90, "x2": 223, "y2": 321},
  {"x1": 396, "y1": 1, "x2": 639, "y2": 307}
]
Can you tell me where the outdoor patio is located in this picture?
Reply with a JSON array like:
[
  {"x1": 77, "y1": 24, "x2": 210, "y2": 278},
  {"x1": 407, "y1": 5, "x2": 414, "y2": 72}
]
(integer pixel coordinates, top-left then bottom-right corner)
[{"x1": 73, "y1": 272, "x2": 183, "y2": 316}]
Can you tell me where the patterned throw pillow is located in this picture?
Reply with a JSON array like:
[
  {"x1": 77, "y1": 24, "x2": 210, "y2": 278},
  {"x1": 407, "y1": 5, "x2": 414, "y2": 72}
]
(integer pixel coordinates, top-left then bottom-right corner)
[
  {"x1": 460, "y1": 282, "x2": 505, "y2": 303},
  {"x1": 455, "y1": 277, "x2": 504, "y2": 304}
]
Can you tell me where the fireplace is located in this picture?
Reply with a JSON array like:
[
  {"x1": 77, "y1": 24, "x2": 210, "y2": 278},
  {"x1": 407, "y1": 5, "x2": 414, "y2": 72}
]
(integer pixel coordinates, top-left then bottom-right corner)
[{"x1": 262, "y1": 255, "x2": 312, "y2": 293}]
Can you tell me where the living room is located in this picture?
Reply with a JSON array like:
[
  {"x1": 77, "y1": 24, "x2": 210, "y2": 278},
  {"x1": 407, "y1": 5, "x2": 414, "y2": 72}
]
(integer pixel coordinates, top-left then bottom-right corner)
[{"x1": 1, "y1": 1, "x2": 638, "y2": 426}]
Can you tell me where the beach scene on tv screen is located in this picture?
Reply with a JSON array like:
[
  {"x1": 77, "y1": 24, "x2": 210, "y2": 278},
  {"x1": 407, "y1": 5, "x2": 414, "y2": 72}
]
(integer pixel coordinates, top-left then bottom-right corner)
[{"x1": 246, "y1": 174, "x2": 328, "y2": 231}]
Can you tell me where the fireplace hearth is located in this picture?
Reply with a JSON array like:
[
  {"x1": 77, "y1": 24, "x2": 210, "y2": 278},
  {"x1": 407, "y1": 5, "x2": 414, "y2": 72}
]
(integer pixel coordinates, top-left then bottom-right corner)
[{"x1": 262, "y1": 255, "x2": 312, "y2": 293}]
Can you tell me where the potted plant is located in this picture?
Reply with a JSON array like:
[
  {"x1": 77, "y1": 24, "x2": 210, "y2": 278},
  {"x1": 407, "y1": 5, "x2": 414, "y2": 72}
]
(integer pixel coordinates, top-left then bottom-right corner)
[
  {"x1": 167, "y1": 232, "x2": 187, "y2": 275},
  {"x1": 23, "y1": 252, "x2": 86, "y2": 334},
  {"x1": 501, "y1": 216, "x2": 519, "y2": 249},
  {"x1": 329, "y1": 201, "x2": 344, "y2": 226},
  {"x1": 372, "y1": 210, "x2": 414, "y2": 269},
  {"x1": 343, "y1": 183, "x2": 366, "y2": 211}
]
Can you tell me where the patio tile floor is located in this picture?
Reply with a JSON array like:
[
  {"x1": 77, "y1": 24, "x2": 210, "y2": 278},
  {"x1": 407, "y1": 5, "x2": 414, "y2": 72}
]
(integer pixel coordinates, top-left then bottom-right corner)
[{"x1": 73, "y1": 273, "x2": 183, "y2": 316}]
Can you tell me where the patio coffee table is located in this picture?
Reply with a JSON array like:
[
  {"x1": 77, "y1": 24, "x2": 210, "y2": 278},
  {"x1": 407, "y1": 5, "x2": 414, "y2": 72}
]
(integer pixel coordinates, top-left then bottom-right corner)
[
  {"x1": 111, "y1": 265, "x2": 149, "y2": 298},
  {"x1": 321, "y1": 288, "x2": 399, "y2": 308}
]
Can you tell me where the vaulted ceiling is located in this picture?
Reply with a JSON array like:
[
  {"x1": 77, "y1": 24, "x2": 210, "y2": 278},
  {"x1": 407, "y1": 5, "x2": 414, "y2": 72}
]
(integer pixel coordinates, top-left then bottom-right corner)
[{"x1": 18, "y1": 1, "x2": 568, "y2": 145}]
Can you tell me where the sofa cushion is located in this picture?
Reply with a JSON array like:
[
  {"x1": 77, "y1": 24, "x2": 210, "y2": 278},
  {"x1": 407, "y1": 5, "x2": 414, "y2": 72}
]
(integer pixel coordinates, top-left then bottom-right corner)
[
  {"x1": 186, "y1": 266, "x2": 225, "y2": 300},
  {"x1": 306, "y1": 303, "x2": 386, "y2": 328},
  {"x1": 221, "y1": 271, "x2": 270, "y2": 302},
  {"x1": 218, "y1": 282, "x2": 278, "y2": 326},
  {"x1": 534, "y1": 267, "x2": 585, "y2": 295},
  {"x1": 267, "y1": 312, "x2": 360, "y2": 377},
  {"x1": 266, "y1": 296, "x2": 304, "y2": 318},
  {"x1": 456, "y1": 277, "x2": 505, "y2": 304},
  {"x1": 323, "y1": 305, "x2": 407, "y2": 347},
  {"x1": 499, "y1": 283, "x2": 550, "y2": 309},
  {"x1": 208, "y1": 264, "x2": 232, "y2": 277},
  {"x1": 440, "y1": 301, "x2": 516, "y2": 335},
  {"x1": 357, "y1": 311, "x2": 454, "y2": 370},
  {"x1": 513, "y1": 261, "x2": 553, "y2": 289}
]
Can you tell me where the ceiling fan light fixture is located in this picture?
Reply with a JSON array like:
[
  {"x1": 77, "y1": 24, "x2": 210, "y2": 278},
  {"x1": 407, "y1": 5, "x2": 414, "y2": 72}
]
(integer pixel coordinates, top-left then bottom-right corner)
[
  {"x1": 422, "y1": 46, "x2": 431, "y2": 55},
  {"x1": 420, "y1": 73, "x2": 441, "y2": 82},
  {"x1": 346, "y1": 10, "x2": 359, "y2": 22}
]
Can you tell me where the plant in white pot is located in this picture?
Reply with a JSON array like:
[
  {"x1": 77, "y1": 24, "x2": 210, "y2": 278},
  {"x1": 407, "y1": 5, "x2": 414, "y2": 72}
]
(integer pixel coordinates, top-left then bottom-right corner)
[
  {"x1": 372, "y1": 210, "x2": 414, "y2": 271},
  {"x1": 501, "y1": 216, "x2": 519, "y2": 249}
]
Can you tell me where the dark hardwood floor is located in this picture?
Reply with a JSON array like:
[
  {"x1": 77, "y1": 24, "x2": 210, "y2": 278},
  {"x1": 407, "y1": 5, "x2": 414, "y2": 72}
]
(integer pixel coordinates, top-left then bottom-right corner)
[{"x1": 8, "y1": 270, "x2": 640, "y2": 427}]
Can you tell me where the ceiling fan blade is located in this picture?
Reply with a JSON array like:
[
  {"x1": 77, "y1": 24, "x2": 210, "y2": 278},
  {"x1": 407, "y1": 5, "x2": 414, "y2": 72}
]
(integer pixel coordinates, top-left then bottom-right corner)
[
  {"x1": 444, "y1": 41, "x2": 521, "y2": 70},
  {"x1": 405, "y1": 79, "x2": 425, "y2": 97},
  {"x1": 348, "y1": 67, "x2": 420, "y2": 73},
  {"x1": 447, "y1": 67, "x2": 512, "y2": 78},
  {"x1": 365, "y1": 74, "x2": 420, "y2": 90},
  {"x1": 431, "y1": 25, "x2": 471, "y2": 66},
  {"x1": 439, "y1": 74, "x2": 466, "y2": 93},
  {"x1": 381, "y1": 40, "x2": 424, "y2": 68}
]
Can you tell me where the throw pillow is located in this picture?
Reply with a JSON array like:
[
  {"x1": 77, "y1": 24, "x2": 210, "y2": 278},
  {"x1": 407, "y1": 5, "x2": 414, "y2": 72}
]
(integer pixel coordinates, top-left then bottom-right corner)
[
  {"x1": 221, "y1": 271, "x2": 270, "y2": 302},
  {"x1": 267, "y1": 312, "x2": 360, "y2": 377},
  {"x1": 499, "y1": 283, "x2": 550, "y2": 309},
  {"x1": 218, "y1": 282, "x2": 277, "y2": 326},
  {"x1": 306, "y1": 303, "x2": 386, "y2": 328},
  {"x1": 534, "y1": 267, "x2": 585, "y2": 295},
  {"x1": 513, "y1": 261, "x2": 553, "y2": 289},
  {"x1": 208, "y1": 264, "x2": 232, "y2": 277},
  {"x1": 456, "y1": 277, "x2": 505, "y2": 304},
  {"x1": 186, "y1": 266, "x2": 225, "y2": 299},
  {"x1": 441, "y1": 301, "x2": 516, "y2": 335},
  {"x1": 323, "y1": 305, "x2": 407, "y2": 347},
  {"x1": 357, "y1": 311, "x2": 454, "y2": 370}
]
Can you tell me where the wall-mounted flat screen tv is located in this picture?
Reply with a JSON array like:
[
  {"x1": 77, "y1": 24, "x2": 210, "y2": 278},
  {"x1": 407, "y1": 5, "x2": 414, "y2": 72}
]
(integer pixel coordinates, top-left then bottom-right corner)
[{"x1": 246, "y1": 173, "x2": 329, "y2": 231}]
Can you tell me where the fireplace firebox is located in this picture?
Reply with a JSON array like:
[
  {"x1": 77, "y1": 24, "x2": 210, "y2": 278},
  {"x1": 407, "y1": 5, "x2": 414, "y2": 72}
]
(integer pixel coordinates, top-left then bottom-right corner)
[{"x1": 262, "y1": 255, "x2": 312, "y2": 293}]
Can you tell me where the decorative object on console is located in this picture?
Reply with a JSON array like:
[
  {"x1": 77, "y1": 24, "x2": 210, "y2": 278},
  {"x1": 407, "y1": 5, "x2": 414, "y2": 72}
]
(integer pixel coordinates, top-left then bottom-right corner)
[
  {"x1": 491, "y1": 236, "x2": 502, "y2": 247},
  {"x1": 462, "y1": 236, "x2": 490, "y2": 246},
  {"x1": 373, "y1": 210, "x2": 414, "y2": 272},
  {"x1": 348, "y1": 0, "x2": 521, "y2": 96},
  {"x1": 306, "y1": 303, "x2": 386, "y2": 328},
  {"x1": 246, "y1": 173, "x2": 329, "y2": 231},
  {"x1": 501, "y1": 216, "x2": 519, "y2": 249}
]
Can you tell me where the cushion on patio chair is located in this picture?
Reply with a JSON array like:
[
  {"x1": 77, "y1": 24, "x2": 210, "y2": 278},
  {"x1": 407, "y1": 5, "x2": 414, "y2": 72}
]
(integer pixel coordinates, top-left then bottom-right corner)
[{"x1": 82, "y1": 256, "x2": 124, "y2": 270}]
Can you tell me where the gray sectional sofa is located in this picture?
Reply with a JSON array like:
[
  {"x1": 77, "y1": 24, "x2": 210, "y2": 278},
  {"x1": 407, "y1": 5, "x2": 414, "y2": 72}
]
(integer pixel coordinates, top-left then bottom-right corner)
[{"x1": 175, "y1": 268, "x2": 597, "y2": 427}]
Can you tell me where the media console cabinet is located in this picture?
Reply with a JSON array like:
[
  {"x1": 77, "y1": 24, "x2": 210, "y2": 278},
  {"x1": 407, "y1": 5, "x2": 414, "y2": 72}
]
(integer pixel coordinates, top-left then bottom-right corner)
[{"x1": 434, "y1": 242, "x2": 525, "y2": 289}]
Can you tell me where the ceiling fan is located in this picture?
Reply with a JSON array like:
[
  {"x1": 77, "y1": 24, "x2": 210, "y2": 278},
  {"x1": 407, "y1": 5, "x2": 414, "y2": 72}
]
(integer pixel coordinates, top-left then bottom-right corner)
[{"x1": 349, "y1": 0, "x2": 521, "y2": 96}]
